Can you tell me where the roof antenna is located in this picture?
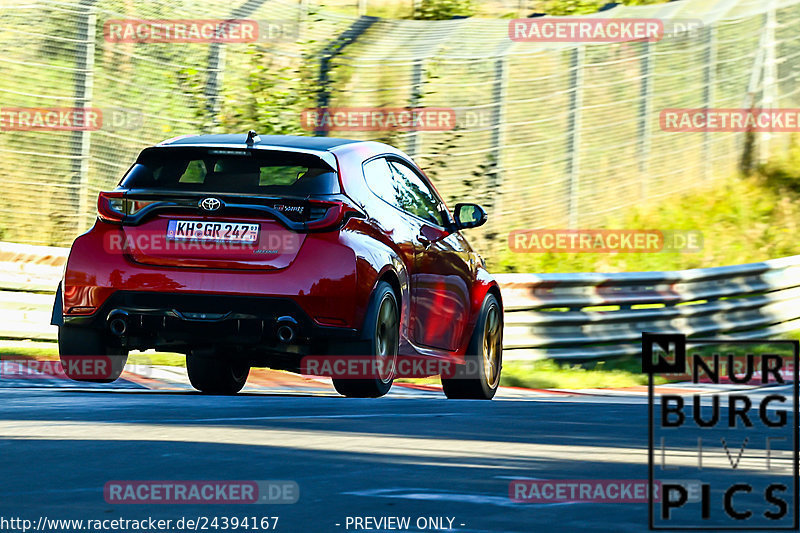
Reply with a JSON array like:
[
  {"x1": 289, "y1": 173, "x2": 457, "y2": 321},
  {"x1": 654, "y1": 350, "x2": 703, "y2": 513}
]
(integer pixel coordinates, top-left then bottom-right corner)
[{"x1": 246, "y1": 130, "x2": 261, "y2": 146}]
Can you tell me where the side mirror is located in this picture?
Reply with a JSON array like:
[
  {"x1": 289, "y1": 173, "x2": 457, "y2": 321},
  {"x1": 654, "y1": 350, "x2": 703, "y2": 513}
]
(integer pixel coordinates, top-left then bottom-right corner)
[{"x1": 453, "y1": 203, "x2": 487, "y2": 230}]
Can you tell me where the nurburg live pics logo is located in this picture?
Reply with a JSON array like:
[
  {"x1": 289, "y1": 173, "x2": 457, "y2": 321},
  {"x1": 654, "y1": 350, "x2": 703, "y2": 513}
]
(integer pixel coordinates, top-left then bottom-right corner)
[{"x1": 643, "y1": 332, "x2": 799, "y2": 530}]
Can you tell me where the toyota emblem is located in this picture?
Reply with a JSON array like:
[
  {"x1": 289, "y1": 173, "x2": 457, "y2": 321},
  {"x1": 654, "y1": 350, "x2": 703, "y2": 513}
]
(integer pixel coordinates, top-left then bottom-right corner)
[{"x1": 199, "y1": 197, "x2": 222, "y2": 212}]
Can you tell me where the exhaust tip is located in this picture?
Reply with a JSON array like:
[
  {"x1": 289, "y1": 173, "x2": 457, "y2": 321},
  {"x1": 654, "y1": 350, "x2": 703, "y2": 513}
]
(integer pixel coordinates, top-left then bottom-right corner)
[
  {"x1": 275, "y1": 316, "x2": 298, "y2": 343},
  {"x1": 107, "y1": 310, "x2": 129, "y2": 336},
  {"x1": 277, "y1": 325, "x2": 295, "y2": 343}
]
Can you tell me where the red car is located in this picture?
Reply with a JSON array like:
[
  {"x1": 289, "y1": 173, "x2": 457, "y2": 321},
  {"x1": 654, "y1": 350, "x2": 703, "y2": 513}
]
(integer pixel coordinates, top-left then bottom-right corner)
[{"x1": 51, "y1": 132, "x2": 503, "y2": 399}]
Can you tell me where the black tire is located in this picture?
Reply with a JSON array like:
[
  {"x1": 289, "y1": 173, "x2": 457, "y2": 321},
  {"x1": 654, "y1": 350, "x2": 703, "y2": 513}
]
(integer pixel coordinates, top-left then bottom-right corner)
[
  {"x1": 58, "y1": 326, "x2": 128, "y2": 383},
  {"x1": 441, "y1": 293, "x2": 502, "y2": 400},
  {"x1": 187, "y1": 351, "x2": 250, "y2": 394},
  {"x1": 332, "y1": 281, "x2": 399, "y2": 398}
]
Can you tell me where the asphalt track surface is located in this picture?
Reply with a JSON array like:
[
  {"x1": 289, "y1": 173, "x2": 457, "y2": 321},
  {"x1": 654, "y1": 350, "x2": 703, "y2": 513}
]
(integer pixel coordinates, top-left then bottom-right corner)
[{"x1": 0, "y1": 366, "x2": 795, "y2": 533}]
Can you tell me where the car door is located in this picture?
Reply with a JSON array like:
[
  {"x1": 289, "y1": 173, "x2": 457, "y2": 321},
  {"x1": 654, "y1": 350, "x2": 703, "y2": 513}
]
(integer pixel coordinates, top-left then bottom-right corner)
[{"x1": 385, "y1": 158, "x2": 472, "y2": 351}]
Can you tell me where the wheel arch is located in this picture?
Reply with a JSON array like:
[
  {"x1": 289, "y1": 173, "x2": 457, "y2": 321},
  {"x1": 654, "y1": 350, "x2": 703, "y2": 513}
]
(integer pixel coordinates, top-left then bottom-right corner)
[
  {"x1": 486, "y1": 282, "x2": 503, "y2": 313},
  {"x1": 376, "y1": 268, "x2": 402, "y2": 305},
  {"x1": 365, "y1": 261, "x2": 409, "y2": 342},
  {"x1": 471, "y1": 266, "x2": 503, "y2": 322}
]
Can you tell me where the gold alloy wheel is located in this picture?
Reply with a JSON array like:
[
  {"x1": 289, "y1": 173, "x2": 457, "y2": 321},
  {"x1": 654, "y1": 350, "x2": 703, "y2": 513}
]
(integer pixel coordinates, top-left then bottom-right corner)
[
  {"x1": 482, "y1": 303, "x2": 502, "y2": 388},
  {"x1": 375, "y1": 294, "x2": 399, "y2": 383}
]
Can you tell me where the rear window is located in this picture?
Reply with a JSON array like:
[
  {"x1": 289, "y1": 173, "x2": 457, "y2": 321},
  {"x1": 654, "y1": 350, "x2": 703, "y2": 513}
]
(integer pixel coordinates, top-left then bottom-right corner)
[{"x1": 119, "y1": 147, "x2": 340, "y2": 195}]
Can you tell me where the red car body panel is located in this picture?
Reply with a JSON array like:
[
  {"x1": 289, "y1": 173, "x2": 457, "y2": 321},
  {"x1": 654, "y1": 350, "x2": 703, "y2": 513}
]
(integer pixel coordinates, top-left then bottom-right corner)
[
  {"x1": 63, "y1": 222, "x2": 360, "y2": 327},
  {"x1": 57, "y1": 135, "x2": 501, "y2": 365}
]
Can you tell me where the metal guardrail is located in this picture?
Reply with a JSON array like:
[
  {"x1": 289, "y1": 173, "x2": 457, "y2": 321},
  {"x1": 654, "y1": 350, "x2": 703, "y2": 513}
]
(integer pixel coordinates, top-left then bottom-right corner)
[
  {"x1": 0, "y1": 242, "x2": 67, "y2": 341},
  {"x1": 2, "y1": 242, "x2": 800, "y2": 360},
  {"x1": 498, "y1": 255, "x2": 800, "y2": 360}
]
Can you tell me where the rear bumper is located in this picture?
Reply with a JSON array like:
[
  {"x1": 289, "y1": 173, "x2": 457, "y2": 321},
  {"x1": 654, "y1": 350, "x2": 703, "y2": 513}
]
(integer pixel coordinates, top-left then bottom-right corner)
[
  {"x1": 63, "y1": 290, "x2": 359, "y2": 351},
  {"x1": 60, "y1": 222, "x2": 366, "y2": 334}
]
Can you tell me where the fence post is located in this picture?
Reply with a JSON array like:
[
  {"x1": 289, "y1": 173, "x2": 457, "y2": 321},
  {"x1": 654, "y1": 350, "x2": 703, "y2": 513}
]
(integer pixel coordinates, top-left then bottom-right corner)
[
  {"x1": 703, "y1": 24, "x2": 716, "y2": 181},
  {"x1": 740, "y1": 18, "x2": 767, "y2": 173},
  {"x1": 70, "y1": 0, "x2": 96, "y2": 235},
  {"x1": 491, "y1": 55, "x2": 508, "y2": 169},
  {"x1": 205, "y1": 0, "x2": 268, "y2": 133},
  {"x1": 204, "y1": 43, "x2": 226, "y2": 132},
  {"x1": 760, "y1": 5, "x2": 777, "y2": 164},
  {"x1": 638, "y1": 40, "x2": 653, "y2": 198},
  {"x1": 405, "y1": 20, "x2": 461, "y2": 156},
  {"x1": 315, "y1": 16, "x2": 378, "y2": 136},
  {"x1": 483, "y1": 51, "x2": 508, "y2": 257},
  {"x1": 566, "y1": 45, "x2": 584, "y2": 229},
  {"x1": 407, "y1": 59, "x2": 425, "y2": 158}
]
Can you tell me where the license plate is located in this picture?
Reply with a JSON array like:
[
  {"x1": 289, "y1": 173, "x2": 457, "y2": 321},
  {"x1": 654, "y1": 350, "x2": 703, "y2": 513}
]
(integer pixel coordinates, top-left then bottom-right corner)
[{"x1": 166, "y1": 220, "x2": 259, "y2": 243}]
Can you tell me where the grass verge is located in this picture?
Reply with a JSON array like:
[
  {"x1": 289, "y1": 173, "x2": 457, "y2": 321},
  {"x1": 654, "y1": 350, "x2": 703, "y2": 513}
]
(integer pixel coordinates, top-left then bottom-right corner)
[
  {"x1": 493, "y1": 166, "x2": 800, "y2": 273},
  {"x1": 500, "y1": 357, "x2": 666, "y2": 389}
]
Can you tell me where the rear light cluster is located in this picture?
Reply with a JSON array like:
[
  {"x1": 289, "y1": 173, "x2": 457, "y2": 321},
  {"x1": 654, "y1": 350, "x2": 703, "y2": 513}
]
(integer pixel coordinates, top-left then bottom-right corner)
[
  {"x1": 97, "y1": 192, "x2": 156, "y2": 222},
  {"x1": 305, "y1": 200, "x2": 363, "y2": 231},
  {"x1": 96, "y1": 191, "x2": 363, "y2": 230},
  {"x1": 307, "y1": 205, "x2": 330, "y2": 220},
  {"x1": 97, "y1": 191, "x2": 125, "y2": 222}
]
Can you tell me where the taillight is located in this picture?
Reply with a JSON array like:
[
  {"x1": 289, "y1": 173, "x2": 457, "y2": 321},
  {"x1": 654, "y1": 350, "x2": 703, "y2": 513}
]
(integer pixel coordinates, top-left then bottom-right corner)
[
  {"x1": 307, "y1": 204, "x2": 331, "y2": 220},
  {"x1": 128, "y1": 199, "x2": 158, "y2": 214},
  {"x1": 305, "y1": 200, "x2": 364, "y2": 230},
  {"x1": 97, "y1": 193, "x2": 158, "y2": 222},
  {"x1": 97, "y1": 191, "x2": 125, "y2": 222}
]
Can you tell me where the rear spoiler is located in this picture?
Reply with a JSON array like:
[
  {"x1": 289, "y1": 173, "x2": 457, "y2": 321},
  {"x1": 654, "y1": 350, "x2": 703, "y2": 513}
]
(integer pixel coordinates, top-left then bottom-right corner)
[{"x1": 139, "y1": 145, "x2": 338, "y2": 172}]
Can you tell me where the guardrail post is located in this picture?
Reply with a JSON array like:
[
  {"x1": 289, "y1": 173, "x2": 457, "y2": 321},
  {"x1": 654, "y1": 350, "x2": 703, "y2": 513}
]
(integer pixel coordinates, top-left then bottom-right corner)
[
  {"x1": 566, "y1": 45, "x2": 584, "y2": 229},
  {"x1": 70, "y1": 0, "x2": 96, "y2": 235}
]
